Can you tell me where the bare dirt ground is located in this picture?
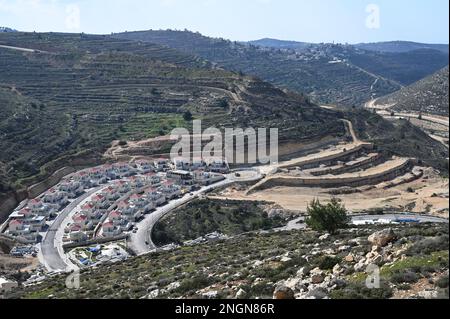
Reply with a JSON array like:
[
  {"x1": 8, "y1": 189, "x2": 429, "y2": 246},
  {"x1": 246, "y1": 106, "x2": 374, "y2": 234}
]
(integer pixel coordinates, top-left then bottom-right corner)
[
  {"x1": 212, "y1": 168, "x2": 449, "y2": 217},
  {"x1": 0, "y1": 254, "x2": 39, "y2": 273}
]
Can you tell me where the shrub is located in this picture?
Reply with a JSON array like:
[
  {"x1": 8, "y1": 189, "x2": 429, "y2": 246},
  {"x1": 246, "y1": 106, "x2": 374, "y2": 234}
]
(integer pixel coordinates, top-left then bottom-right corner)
[
  {"x1": 436, "y1": 275, "x2": 449, "y2": 289},
  {"x1": 390, "y1": 271, "x2": 420, "y2": 284},
  {"x1": 305, "y1": 198, "x2": 350, "y2": 234},
  {"x1": 406, "y1": 235, "x2": 449, "y2": 256},
  {"x1": 330, "y1": 281, "x2": 393, "y2": 299},
  {"x1": 317, "y1": 255, "x2": 341, "y2": 270},
  {"x1": 183, "y1": 111, "x2": 193, "y2": 121}
]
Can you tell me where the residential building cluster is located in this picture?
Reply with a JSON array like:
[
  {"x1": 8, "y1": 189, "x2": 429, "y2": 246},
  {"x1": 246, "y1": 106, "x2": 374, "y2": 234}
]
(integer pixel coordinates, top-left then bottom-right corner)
[{"x1": 5, "y1": 158, "x2": 229, "y2": 244}]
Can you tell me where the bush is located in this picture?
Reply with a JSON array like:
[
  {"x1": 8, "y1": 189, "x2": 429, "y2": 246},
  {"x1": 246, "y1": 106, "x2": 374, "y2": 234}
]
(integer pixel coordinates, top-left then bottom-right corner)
[
  {"x1": 316, "y1": 255, "x2": 341, "y2": 270},
  {"x1": 436, "y1": 275, "x2": 449, "y2": 289},
  {"x1": 406, "y1": 235, "x2": 449, "y2": 256},
  {"x1": 305, "y1": 198, "x2": 350, "y2": 234},
  {"x1": 183, "y1": 111, "x2": 193, "y2": 121},
  {"x1": 330, "y1": 281, "x2": 393, "y2": 299},
  {"x1": 390, "y1": 271, "x2": 420, "y2": 284}
]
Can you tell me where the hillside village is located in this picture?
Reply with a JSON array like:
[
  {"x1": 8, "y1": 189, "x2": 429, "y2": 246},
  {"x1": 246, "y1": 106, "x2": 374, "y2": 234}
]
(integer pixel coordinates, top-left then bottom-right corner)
[{"x1": 3, "y1": 158, "x2": 229, "y2": 246}]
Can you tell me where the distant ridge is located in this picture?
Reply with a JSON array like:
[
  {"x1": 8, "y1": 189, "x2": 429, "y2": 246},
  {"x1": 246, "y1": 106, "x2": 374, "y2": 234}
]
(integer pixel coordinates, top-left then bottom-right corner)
[
  {"x1": 249, "y1": 38, "x2": 449, "y2": 54},
  {"x1": 0, "y1": 27, "x2": 17, "y2": 33},
  {"x1": 355, "y1": 41, "x2": 449, "y2": 54},
  {"x1": 248, "y1": 38, "x2": 312, "y2": 51}
]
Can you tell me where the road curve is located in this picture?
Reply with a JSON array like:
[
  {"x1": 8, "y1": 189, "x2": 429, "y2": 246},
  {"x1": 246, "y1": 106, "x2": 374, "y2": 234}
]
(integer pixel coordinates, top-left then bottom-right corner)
[
  {"x1": 40, "y1": 185, "x2": 106, "y2": 272},
  {"x1": 128, "y1": 171, "x2": 262, "y2": 255}
]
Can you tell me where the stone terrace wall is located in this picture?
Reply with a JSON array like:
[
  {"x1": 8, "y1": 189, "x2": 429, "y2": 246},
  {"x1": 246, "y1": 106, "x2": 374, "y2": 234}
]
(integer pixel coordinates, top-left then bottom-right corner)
[{"x1": 249, "y1": 159, "x2": 413, "y2": 193}]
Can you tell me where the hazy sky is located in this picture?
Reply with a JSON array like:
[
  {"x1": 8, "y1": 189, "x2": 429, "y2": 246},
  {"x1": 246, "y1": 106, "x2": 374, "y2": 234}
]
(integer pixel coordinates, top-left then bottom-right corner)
[{"x1": 0, "y1": 0, "x2": 448, "y2": 43}]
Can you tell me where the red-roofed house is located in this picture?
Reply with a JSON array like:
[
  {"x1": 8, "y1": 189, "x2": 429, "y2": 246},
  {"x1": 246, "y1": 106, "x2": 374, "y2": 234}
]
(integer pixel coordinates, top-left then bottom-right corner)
[
  {"x1": 72, "y1": 213, "x2": 93, "y2": 231},
  {"x1": 102, "y1": 221, "x2": 121, "y2": 238}
]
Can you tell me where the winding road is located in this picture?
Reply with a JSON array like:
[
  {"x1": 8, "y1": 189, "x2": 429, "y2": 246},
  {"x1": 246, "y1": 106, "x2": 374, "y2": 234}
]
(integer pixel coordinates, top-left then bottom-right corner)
[
  {"x1": 128, "y1": 171, "x2": 262, "y2": 255},
  {"x1": 39, "y1": 185, "x2": 107, "y2": 272}
]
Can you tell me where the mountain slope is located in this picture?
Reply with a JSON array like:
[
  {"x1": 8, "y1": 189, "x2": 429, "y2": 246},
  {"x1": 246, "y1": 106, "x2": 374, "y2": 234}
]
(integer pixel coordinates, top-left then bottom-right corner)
[
  {"x1": 377, "y1": 66, "x2": 449, "y2": 116},
  {"x1": 114, "y1": 30, "x2": 448, "y2": 107},
  {"x1": 355, "y1": 41, "x2": 449, "y2": 54},
  {"x1": 249, "y1": 39, "x2": 449, "y2": 54},
  {"x1": 0, "y1": 32, "x2": 342, "y2": 194},
  {"x1": 248, "y1": 38, "x2": 311, "y2": 51}
]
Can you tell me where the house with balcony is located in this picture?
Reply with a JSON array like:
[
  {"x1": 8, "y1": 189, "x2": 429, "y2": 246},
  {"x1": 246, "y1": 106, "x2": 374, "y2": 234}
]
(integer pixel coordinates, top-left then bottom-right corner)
[
  {"x1": 109, "y1": 211, "x2": 132, "y2": 231},
  {"x1": 117, "y1": 200, "x2": 141, "y2": 222},
  {"x1": 71, "y1": 171, "x2": 91, "y2": 188},
  {"x1": 143, "y1": 187, "x2": 166, "y2": 206},
  {"x1": 154, "y1": 158, "x2": 170, "y2": 171},
  {"x1": 87, "y1": 167, "x2": 108, "y2": 186},
  {"x1": 206, "y1": 158, "x2": 230, "y2": 173},
  {"x1": 114, "y1": 180, "x2": 130, "y2": 194},
  {"x1": 101, "y1": 186, "x2": 120, "y2": 201},
  {"x1": 72, "y1": 213, "x2": 94, "y2": 231},
  {"x1": 172, "y1": 157, "x2": 206, "y2": 171},
  {"x1": 8, "y1": 220, "x2": 39, "y2": 243},
  {"x1": 28, "y1": 199, "x2": 56, "y2": 217},
  {"x1": 113, "y1": 162, "x2": 133, "y2": 177},
  {"x1": 128, "y1": 176, "x2": 144, "y2": 189},
  {"x1": 90, "y1": 194, "x2": 108, "y2": 209},
  {"x1": 102, "y1": 221, "x2": 122, "y2": 238},
  {"x1": 135, "y1": 160, "x2": 154, "y2": 174},
  {"x1": 58, "y1": 180, "x2": 84, "y2": 198},
  {"x1": 142, "y1": 172, "x2": 161, "y2": 186},
  {"x1": 27, "y1": 215, "x2": 47, "y2": 232},
  {"x1": 68, "y1": 224, "x2": 88, "y2": 242},
  {"x1": 102, "y1": 164, "x2": 117, "y2": 179},
  {"x1": 10, "y1": 208, "x2": 34, "y2": 221},
  {"x1": 158, "y1": 181, "x2": 182, "y2": 200},
  {"x1": 43, "y1": 188, "x2": 69, "y2": 206}
]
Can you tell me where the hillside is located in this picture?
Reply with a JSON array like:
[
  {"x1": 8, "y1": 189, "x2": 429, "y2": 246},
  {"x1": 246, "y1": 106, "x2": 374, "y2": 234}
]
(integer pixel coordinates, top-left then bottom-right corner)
[
  {"x1": 9, "y1": 223, "x2": 449, "y2": 299},
  {"x1": 355, "y1": 41, "x2": 449, "y2": 54},
  {"x1": 0, "y1": 27, "x2": 17, "y2": 33},
  {"x1": 377, "y1": 66, "x2": 449, "y2": 116},
  {"x1": 249, "y1": 38, "x2": 311, "y2": 51},
  {"x1": 114, "y1": 30, "x2": 448, "y2": 106},
  {"x1": 0, "y1": 32, "x2": 343, "y2": 194},
  {"x1": 249, "y1": 39, "x2": 449, "y2": 54}
]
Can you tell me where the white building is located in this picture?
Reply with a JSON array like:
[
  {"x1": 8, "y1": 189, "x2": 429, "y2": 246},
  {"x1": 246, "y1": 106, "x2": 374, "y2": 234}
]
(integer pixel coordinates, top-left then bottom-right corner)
[{"x1": 154, "y1": 158, "x2": 170, "y2": 171}]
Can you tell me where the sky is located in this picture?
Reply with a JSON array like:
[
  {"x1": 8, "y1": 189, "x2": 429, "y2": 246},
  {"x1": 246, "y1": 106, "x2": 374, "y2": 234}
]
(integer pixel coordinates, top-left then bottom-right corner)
[{"x1": 0, "y1": 0, "x2": 448, "y2": 44}]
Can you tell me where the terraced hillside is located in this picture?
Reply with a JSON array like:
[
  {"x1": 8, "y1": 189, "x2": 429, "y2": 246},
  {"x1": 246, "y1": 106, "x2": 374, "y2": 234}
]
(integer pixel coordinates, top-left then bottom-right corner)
[
  {"x1": 114, "y1": 30, "x2": 449, "y2": 106},
  {"x1": 0, "y1": 32, "x2": 343, "y2": 195},
  {"x1": 376, "y1": 66, "x2": 449, "y2": 116},
  {"x1": 249, "y1": 39, "x2": 449, "y2": 54},
  {"x1": 355, "y1": 41, "x2": 449, "y2": 54}
]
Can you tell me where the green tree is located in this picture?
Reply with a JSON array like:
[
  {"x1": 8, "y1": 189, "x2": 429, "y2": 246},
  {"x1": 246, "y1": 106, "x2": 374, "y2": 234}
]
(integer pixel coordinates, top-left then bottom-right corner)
[
  {"x1": 183, "y1": 111, "x2": 193, "y2": 121},
  {"x1": 305, "y1": 198, "x2": 350, "y2": 234}
]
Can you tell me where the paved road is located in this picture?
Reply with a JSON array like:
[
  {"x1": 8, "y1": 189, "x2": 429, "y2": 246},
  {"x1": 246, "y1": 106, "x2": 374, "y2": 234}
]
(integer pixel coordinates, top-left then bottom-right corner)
[
  {"x1": 0, "y1": 44, "x2": 48, "y2": 53},
  {"x1": 128, "y1": 171, "x2": 262, "y2": 255},
  {"x1": 273, "y1": 213, "x2": 448, "y2": 232},
  {"x1": 40, "y1": 185, "x2": 106, "y2": 272}
]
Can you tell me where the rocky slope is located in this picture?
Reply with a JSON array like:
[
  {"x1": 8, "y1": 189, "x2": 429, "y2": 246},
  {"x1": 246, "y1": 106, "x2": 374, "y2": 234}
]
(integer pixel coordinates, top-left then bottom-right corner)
[
  {"x1": 377, "y1": 66, "x2": 449, "y2": 116},
  {"x1": 9, "y1": 223, "x2": 449, "y2": 299}
]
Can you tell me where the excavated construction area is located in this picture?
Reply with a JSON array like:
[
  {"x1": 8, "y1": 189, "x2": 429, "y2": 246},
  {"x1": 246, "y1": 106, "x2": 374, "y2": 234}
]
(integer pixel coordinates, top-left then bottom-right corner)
[{"x1": 212, "y1": 139, "x2": 448, "y2": 216}]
